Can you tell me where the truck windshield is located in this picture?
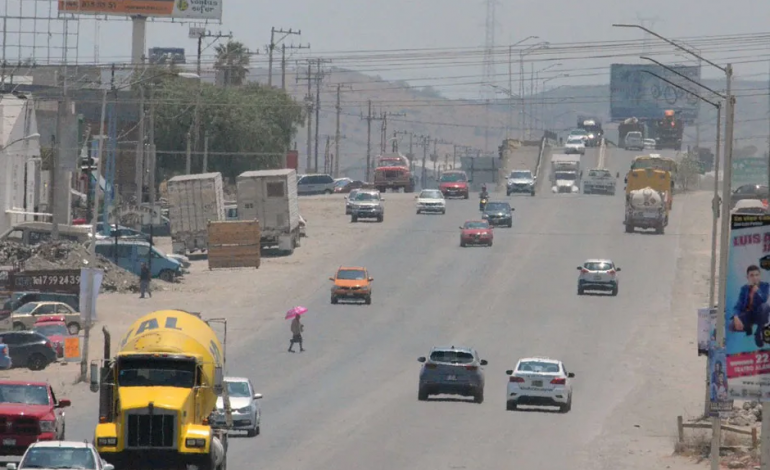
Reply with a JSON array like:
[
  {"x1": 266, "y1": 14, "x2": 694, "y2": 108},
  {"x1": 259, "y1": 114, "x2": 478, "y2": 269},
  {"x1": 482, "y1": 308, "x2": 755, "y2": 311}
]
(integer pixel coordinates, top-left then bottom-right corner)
[
  {"x1": 117, "y1": 357, "x2": 196, "y2": 388},
  {"x1": 440, "y1": 173, "x2": 467, "y2": 182},
  {"x1": 554, "y1": 172, "x2": 576, "y2": 180},
  {"x1": 0, "y1": 384, "x2": 50, "y2": 405}
]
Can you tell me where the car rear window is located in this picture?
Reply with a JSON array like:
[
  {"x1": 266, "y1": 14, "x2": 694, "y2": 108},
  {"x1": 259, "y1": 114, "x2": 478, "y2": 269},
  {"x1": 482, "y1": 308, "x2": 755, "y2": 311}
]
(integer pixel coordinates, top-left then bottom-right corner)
[
  {"x1": 484, "y1": 203, "x2": 509, "y2": 211},
  {"x1": 517, "y1": 361, "x2": 560, "y2": 373},
  {"x1": 584, "y1": 262, "x2": 613, "y2": 271},
  {"x1": 336, "y1": 269, "x2": 366, "y2": 280},
  {"x1": 430, "y1": 350, "x2": 474, "y2": 364},
  {"x1": 464, "y1": 222, "x2": 489, "y2": 229}
]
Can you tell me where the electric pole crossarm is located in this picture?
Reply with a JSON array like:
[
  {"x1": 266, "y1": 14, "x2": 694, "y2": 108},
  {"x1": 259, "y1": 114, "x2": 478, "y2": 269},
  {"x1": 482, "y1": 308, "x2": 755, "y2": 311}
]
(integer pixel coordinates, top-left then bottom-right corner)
[{"x1": 267, "y1": 27, "x2": 301, "y2": 87}]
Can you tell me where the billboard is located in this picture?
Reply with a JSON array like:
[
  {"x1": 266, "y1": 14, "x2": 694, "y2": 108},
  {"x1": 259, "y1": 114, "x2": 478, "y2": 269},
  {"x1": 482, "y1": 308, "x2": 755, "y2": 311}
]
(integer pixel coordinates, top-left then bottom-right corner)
[
  {"x1": 58, "y1": 0, "x2": 222, "y2": 20},
  {"x1": 724, "y1": 214, "x2": 770, "y2": 401},
  {"x1": 732, "y1": 157, "x2": 769, "y2": 187},
  {"x1": 697, "y1": 307, "x2": 717, "y2": 356},
  {"x1": 609, "y1": 64, "x2": 701, "y2": 123},
  {"x1": 708, "y1": 346, "x2": 733, "y2": 416}
]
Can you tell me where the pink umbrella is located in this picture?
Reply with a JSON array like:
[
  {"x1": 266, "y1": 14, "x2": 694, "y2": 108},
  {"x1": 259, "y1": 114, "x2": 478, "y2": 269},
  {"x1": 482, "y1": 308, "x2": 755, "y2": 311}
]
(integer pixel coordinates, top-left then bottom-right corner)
[{"x1": 285, "y1": 306, "x2": 308, "y2": 320}]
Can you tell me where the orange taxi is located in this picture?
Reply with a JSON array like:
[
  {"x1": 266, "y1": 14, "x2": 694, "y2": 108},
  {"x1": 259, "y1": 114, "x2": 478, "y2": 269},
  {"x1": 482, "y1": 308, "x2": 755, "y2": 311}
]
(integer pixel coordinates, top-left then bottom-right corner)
[{"x1": 329, "y1": 266, "x2": 373, "y2": 305}]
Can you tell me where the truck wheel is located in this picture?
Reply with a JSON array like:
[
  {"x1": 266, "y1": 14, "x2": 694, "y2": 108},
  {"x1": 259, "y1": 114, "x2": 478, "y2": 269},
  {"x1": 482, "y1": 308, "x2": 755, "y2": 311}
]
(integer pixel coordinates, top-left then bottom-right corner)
[
  {"x1": 364, "y1": 296, "x2": 372, "y2": 305},
  {"x1": 27, "y1": 353, "x2": 49, "y2": 371},
  {"x1": 159, "y1": 270, "x2": 175, "y2": 282},
  {"x1": 625, "y1": 224, "x2": 634, "y2": 233},
  {"x1": 67, "y1": 322, "x2": 81, "y2": 335}
]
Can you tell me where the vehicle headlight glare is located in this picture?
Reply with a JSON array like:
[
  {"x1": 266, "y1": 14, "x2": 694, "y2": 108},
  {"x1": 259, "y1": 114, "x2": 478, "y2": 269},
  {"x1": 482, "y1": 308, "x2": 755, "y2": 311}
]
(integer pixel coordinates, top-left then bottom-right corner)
[
  {"x1": 39, "y1": 420, "x2": 55, "y2": 432},
  {"x1": 186, "y1": 438, "x2": 206, "y2": 448}
]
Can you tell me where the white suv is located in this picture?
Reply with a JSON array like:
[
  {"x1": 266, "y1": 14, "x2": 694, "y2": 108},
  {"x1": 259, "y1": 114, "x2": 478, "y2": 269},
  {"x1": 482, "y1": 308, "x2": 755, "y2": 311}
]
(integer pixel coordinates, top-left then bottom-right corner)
[
  {"x1": 11, "y1": 440, "x2": 114, "y2": 470},
  {"x1": 505, "y1": 357, "x2": 574, "y2": 413},
  {"x1": 577, "y1": 258, "x2": 620, "y2": 296}
]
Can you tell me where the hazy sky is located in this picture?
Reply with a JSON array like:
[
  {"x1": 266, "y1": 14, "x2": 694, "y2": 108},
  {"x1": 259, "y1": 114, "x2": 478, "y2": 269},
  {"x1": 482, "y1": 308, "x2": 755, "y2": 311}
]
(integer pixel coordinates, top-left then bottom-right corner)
[{"x1": 3, "y1": 0, "x2": 770, "y2": 99}]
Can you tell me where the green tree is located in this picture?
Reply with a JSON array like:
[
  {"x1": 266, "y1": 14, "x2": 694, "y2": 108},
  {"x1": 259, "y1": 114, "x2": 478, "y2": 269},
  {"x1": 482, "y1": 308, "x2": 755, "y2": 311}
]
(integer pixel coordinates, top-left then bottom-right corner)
[{"x1": 214, "y1": 40, "x2": 250, "y2": 87}]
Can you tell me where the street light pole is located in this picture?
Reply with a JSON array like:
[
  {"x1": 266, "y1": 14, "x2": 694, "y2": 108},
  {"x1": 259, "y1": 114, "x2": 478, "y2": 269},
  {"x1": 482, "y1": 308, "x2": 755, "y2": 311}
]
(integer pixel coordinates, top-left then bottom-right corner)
[
  {"x1": 615, "y1": 22, "x2": 735, "y2": 470},
  {"x1": 518, "y1": 42, "x2": 549, "y2": 140},
  {"x1": 507, "y1": 36, "x2": 538, "y2": 138}
]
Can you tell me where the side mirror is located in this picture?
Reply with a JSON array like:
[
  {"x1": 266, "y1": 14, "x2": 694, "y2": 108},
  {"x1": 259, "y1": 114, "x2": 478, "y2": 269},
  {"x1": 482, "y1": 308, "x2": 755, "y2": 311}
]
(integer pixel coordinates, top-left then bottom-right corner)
[
  {"x1": 458, "y1": 226, "x2": 464, "y2": 230},
  {"x1": 329, "y1": 277, "x2": 335, "y2": 281},
  {"x1": 505, "y1": 369, "x2": 513, "y2": 375},
  {"x1": 253, "y1": 393, "x2": 263, "y2": 400},
  {"x1": 89, "y1": 361, "x2": 100, "y2": 393},
  {"x1": 7, "y1": 463, "x2": 17, "y2": 470},
  {"x1": 380, "y1": 198, "x2": 385, "y2": 201},
  {"x1": 414, "y1": 195, "x2": 418, "y2": 199},
  {"x1": 480, "y1": 359, "x2": 488, "y2": 366},
  {"x1": 368, "y1": 277, "x2": 374, "y2": 282},
  {"x1": 616, "y1": 172, "x2": 620, "y2": 178},
  {"x1": 103, "y1": 465, "x2": 115, "y2": 470},
  {"x1": 417, "y1": 357, "x2": 426, "y2": 363},
  {"x1": 576, "y1": 266, "x2": 583, "y2": 270},
  {"x1": 568, "y1": 372, "x2": 575, "y2": 378},
  {"x1": 511, "y1": 208, "x2": 515, "y2": 211},
  {"x1": 57, "y1": 399, "x2": 71, "y2": 408},
  {"x1": 213, "y1": 366, "x2": 224, "y2": 395},
  {"x1": 615, "y1": 267, "x2": 621, "y2": 272}
]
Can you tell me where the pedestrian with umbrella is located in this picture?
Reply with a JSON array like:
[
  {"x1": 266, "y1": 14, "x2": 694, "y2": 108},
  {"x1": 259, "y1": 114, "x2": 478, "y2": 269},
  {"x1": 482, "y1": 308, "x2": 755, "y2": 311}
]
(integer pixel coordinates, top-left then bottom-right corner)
[{"x1": 286, "y1": 306, "x2": 307, "y2": 353}]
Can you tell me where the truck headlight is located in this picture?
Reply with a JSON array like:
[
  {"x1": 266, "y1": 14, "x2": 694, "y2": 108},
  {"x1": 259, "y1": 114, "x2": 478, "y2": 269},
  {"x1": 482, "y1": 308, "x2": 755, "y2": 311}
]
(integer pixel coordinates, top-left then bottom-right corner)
[
  {"x1": 186, "y1": 438, "x2": 206, "y2": 448},
  {"x1": 97, "y1": 437, "x2": 118, "y2": 446},
  {"x1": 39, "y1": 420, "x2": 55, "y2": 433}
]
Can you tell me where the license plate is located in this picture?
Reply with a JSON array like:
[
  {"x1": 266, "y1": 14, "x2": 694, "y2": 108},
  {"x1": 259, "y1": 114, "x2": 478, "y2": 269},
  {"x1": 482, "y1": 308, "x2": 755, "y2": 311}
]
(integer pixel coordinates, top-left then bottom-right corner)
[
  {"x1": 3, "y1": 438, "x2": 15, "y2": 446},
  {"x1": 594, "y1": 275, "x2": 602, "y2": 280},
  {"x1": 531, "y1": 380, "x2": 542, "y2": 387},
  {"x1": 446, "y1": 375, "x2": 457, "y2": 381}
]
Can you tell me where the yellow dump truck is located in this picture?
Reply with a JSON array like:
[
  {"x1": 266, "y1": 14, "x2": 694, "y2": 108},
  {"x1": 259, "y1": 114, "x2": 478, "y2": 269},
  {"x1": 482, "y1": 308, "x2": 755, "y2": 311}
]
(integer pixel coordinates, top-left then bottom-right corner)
[
  {"x1": 629, "y1": 154, "x2": 677, "y2": 195},
  {"x1": 90, "y1": 310, "x2": 231, "y2": 470},
  {"x1": 625, "y1": 168, "x2": 672, "y2": 211}
]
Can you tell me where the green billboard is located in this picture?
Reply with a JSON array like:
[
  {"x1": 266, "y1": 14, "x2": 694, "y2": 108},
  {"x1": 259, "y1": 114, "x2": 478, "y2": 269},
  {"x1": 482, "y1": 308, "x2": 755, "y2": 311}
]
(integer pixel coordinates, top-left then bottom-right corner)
[{"x1": 732, "y1": 157, "x2": 768, "y2": 187}]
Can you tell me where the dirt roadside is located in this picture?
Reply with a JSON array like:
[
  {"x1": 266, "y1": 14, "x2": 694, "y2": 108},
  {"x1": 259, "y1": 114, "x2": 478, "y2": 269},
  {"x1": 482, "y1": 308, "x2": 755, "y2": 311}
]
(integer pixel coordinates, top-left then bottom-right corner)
[{"x1": 589, "y1": 189, "x2": 725, "y2": 470}]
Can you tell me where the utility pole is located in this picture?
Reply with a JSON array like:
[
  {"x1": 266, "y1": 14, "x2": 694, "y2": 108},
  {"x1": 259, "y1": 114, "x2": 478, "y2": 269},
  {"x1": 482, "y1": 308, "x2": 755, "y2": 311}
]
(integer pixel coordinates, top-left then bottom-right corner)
[
  {"x1": 135, "y1": 56, "x2": 146, "y2": 211},
  {"x1": 313, "y1": 59, "x2": 331, "y2": 173},
  {"x1": 360, "y1": 101, "x2": 384, "y2": 181},
  {"x1": 148, "y1": 85, "x2": 157, "y2": 208},
  {"x1": 192, "y1": 29, "x2": 231, "y2": 158},
  {"x1": 202, "y1": 132, "x2": 209, "y2": 173},
  {"x1": 281, "y1": 43, "x2": 310, "y2": 91},
  {"x1": 185, "y1": 132, "x2": 192, "y2": 174},
  {"x1": 418, "y1": 135, "x2": 431, "y2": 189},
  {"x1": 334, "y1": 83, "x2": 352, "y2": 178},
  {"x1": 297, "y1": 62, "x2": 313, "y2": 172},
  {"x1": 379, "y1": 111, "x2": 406, "y2": 152},
  {"x1": 267, "y1": 27, "x2": 300, "y2": 87}
]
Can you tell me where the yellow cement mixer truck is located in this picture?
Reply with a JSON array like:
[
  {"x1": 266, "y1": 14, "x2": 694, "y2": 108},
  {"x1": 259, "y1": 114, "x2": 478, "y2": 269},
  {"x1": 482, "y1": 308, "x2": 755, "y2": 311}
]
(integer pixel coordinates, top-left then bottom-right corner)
[{"x1": 90, "y1": 310, "x2": 232, "y2": 470}]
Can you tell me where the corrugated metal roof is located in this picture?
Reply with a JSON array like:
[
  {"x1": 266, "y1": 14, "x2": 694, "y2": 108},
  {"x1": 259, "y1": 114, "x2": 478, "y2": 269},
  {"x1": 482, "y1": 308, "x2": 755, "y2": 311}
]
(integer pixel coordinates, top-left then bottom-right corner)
[{"x1": 238, "y1": 169, "x2": 296, "y2": 178}]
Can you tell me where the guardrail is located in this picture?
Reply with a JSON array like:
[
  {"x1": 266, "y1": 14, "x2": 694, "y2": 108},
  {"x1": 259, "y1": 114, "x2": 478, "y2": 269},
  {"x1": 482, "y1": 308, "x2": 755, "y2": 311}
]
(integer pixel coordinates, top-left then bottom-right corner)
[{"x1": 676, "y1": 415, "x2": 758, "y2": 449}]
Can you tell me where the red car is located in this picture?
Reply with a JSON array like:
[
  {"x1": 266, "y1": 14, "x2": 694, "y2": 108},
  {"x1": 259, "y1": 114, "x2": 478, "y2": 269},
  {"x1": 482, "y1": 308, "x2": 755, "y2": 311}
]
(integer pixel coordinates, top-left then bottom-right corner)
[
  {"x1": 459, "y1": 220, "x2": 493, "y2": 247},
  {"x1": 33, "y1": 315, "x2": 68, "y2": 359},
  {"x1": 439, "y1": 170, "x2": 470, "y2": 199},
  {"x1": 0, "y1": 380, "x2": 70, "y2": 455}
]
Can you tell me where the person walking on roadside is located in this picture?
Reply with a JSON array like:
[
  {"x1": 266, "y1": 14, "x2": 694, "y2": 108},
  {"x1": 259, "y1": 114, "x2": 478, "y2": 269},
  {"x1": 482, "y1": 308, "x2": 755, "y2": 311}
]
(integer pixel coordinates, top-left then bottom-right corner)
[
  {"x1": 288, "y1": 315, "x2": 304, "y2": 353},
  {"x1": 139, "y1": 262, "x2": 152, "y2": 299}
]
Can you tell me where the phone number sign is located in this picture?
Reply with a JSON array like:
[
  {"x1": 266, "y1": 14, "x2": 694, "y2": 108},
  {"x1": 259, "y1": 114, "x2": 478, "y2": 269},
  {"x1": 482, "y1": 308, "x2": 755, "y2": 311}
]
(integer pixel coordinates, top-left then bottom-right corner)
[{"x1": 9, "y1": 270, "x2": 81, "y2": 294}]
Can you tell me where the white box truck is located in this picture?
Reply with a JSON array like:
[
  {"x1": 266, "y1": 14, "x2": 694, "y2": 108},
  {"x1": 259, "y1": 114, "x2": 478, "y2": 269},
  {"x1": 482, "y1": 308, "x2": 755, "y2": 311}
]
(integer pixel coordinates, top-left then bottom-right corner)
[
  {"x1": 167, "y1": 172, "x2": 226, "y2": 254},
  {"x1": 236, "y1": 169, "x2": 301, "y2": 255}
]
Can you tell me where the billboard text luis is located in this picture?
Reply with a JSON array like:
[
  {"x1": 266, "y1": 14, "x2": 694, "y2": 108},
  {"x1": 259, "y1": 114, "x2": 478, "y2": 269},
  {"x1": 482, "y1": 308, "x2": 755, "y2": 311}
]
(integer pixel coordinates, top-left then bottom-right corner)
[
  {"x1": 58, "y1": 0, "x2": 222, "y2": 20},
  {"x1": 725, "y1": 214, "x2": 770, "y2": 401}
]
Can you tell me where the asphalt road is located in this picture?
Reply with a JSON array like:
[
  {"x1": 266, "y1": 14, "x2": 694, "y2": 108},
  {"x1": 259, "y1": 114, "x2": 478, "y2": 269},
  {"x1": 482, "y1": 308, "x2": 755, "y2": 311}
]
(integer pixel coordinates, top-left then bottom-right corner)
[{"x1": 65, "y1": 146, "x2": 686, "y2": 470}]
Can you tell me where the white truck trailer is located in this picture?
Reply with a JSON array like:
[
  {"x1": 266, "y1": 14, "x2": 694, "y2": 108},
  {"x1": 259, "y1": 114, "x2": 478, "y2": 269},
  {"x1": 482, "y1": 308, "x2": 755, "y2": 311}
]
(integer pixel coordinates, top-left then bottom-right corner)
[
  {"x1": 624, "y1": 187, "x2": 668, "y2": 234},
  {"x1": 167, "y1": 172, "x2": 226, "y2": 254},
  {"x1": 236, "y1": 169, "x2": 301, "y2": 255},
  {"x1": 550, "y1": 154, "x2": 581, "y2": 193}
]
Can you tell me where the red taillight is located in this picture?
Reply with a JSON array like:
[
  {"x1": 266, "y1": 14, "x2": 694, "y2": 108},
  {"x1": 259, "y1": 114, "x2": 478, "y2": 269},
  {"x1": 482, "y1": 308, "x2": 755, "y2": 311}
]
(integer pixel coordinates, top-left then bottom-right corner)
[
  {"x1": 425, "y1": 364, "x2": 437, "y2": 369},
  {"x1": 580, "y1": 268, "x2": 589, "y2": 274},
  {"x1": 607, "y1": 269, "x2": 616, "y2": 275},
  {"x1": 465, "y1": 365, "x2": 477, "y2": 371},
  {"x1": 509, "y1": 376, "x2": 524, "y2": 383},
  {"x1": 45, "y1": 339, "x2": 54, "y2": 350},
  {"x1": 551, "y1": 377, "x2": 566, "y2": 385}
]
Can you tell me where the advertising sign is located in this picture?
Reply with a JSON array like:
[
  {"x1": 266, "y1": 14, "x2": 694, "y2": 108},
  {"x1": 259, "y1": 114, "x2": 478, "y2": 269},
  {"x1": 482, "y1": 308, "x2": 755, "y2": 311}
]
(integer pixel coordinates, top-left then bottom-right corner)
[
  {"x1": 732, "y1": 157, "x2": 769, "y2": 187},
  {"x1": 709, "y1": 346, "x2": 734, "y2": 416},
  {"x1": 724, "y1": 214, "x2": 770, "y2": 400},
  {"x1": 698, "y1": 307, "x2": 717, "y2": 356},
  {"x1": 9, "y1": 269, "x2": 81, "y2": 295},
  {"x1": 609, "y1": 63, "x2": 702, "y2": 123},
  {"x1": 79, "y1": 268, "x2": 104, "y2": 323},
  {"x1": 58, "y1": 0, "x2": 222, "y2": 20}
]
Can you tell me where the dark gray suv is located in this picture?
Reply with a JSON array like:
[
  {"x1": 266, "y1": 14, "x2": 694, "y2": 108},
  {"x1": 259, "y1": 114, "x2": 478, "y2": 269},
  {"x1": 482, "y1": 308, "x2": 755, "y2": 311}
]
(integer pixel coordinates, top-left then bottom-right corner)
[{"x1": 418, "y1": 346, "x2": 487, "y2": 403}]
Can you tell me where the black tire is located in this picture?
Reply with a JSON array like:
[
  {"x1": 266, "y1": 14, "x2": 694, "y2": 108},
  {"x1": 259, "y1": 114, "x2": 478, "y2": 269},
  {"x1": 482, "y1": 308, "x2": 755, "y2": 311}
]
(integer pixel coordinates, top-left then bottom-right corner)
[
  {"x1": 506, "y1": 401, "x2": 516, "y2": 411},
  {"x1": 377, "y1": 215, "x2": 383, "y2": 223},
  {"x1": 507, "y1": 221, "x2": 512, "y2": 228},
  {"x1": 488, "y1": 241, "x2": 493, "y2": 247},
  {"x1": 27, "y1": 353, "x2": 49, "y2": 371},
  {"x1": 416, "y1": 209, "x2": 421, "y2": 214},
  {"x1": 331, "y1": 296, "x2": 338, "y2": 305},
  {"x1": 506, "y1": 191, "x2": 511, "y2": 196},
  {"x1": 441, "y1": 209, "x2": 446, "y2": 215},
  {"x1": 418, "y1": 387, "x2": 429, "y2": 401},
  {"x1": 364, "y1": 296, "x2": 372, "y2": 305},
  {"x1": 351, "y1": 215, "x2": 358, "y2": 223},
  {"x1": 474, "y1": 389, "x2": 484, "y2": 404},
  {"x1": 611, "y1": 287, "x2": 618, "y2": 297},
  {"x1": 530, "y1": 191, "x2": 535, "y2": 197},
  {"x1": 67, "y1": 322, "x2": 80, "y2": 335},
  {"x1": 460, "y1": 241, "x2": 466, "y2": 247},
  {"x1": 625, "y1": 224, "x2": 634, "y2": 233},
  {"x1": 324, "y1": 189, "x2": 333, "y2": 195},
  {"x1": 577, "y1": 286, "x2": 584, "y2": 296},
  {"x1": 13, "y1": 322, "x2": 24, "y2": 331},
  {"x1": 464, "y1": 193, "x2": 469, "y2": 199},
  {"x1": 560, "y1": 397, "x2": 572, "y2": 413},
  {"x1": 246, "y1": 419, "x2": 259, "y2": 437},
  {"x1": 159, "y1": 270, "x2": 175, "y2": 282}
]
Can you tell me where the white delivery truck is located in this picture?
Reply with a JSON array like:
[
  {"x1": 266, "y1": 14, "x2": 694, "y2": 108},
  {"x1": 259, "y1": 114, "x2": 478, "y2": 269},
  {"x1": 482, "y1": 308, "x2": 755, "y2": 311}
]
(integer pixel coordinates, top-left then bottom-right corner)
[
  {"x1": 167, "y1": 172, "x2": 226, "y2": 254},
  {"x1": 550, "y1": 154, "x2": 581, "y2": 193},
  {"x1": 236, "y1": 169, "x2": 301, "y2": 255}
]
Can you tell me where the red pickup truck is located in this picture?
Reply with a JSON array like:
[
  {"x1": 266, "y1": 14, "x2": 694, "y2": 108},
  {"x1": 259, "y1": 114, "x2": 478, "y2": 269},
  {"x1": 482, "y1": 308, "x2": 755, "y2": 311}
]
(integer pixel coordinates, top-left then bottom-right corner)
[{"x1": 0, "y1": 381, "x2": 70, "y2": 455}]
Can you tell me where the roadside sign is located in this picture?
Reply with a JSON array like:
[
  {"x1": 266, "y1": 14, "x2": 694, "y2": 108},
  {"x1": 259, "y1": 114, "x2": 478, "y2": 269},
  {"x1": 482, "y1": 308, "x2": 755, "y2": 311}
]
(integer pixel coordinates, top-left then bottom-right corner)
[
  {"x1": 732, "y1": 157, "x2": 768, "y2": 187},
  {"x1": 9, "y1": 269, "x2": 81, "y2": 295},
  {"x1": 64, "y1": 337, "x2": 80, "y2": 362}
]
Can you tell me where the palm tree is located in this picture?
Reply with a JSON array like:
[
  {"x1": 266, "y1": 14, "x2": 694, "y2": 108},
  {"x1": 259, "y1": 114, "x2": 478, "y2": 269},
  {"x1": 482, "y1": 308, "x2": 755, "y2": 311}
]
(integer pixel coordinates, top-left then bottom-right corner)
[{"x1": 214, "y1": 40, "x2": 250, "y2": 87}]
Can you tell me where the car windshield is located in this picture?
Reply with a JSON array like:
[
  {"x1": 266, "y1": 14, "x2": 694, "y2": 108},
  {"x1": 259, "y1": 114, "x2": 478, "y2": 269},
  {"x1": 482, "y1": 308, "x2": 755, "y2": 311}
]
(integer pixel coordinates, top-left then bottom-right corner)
[
  {"x1": 0, "y1": 385, "x2": 50, "y2": 405},
  {"x1": 34, "y1": 324, "x2": 68, "y2": 337},
  {"x1": 589, "y1": 170, "x2": 610, "y2": 178},
  {"x1": 584, "y1": 262, "x2": 613, "y2": 271},
  {"x1": 570, "y1": 129, "x2": 587, "y2": 135},
  {"x1": 334, "y1": 180, "x2": 350, "y2": 187},
  {"x1": 509, "y1": 171, "x2": 531, "y2": 179},
  {"x1": 430, "y1": 350, "x2": 474, "y2": 364},
  {"x1": 20, "y1": 447, "x2": 96, "y2": 469},
  {"x1": 226, "y1": 381, "x2": 251, "y2": 397},
  {"x1": 13, "y1": 303, "x2": 38, "y2": 314},
  {"x1": 355, "y1": 192, "x2": 379, "y2": 201},
  {"x1": 440, "y1": 173, "x2": 467, "y2": 182},
  {"x1": 627, "y1": 132, "x2": 642, "y2": 138},
  {"x1": 336, "y1": 269, "x2": 366, "y2": 280},
  {"x1": 420, "y1": 190, "x2": 443, "y2": 199},
  {"x1": 463, "y1": 222, "x2": 489, "y2": 229},
  {"x1": 517, "y1": 361, "x2": 560, "y2": 373},
  {"x1": 484, "y1": 203, "x2": 509, "y2": 212},
  {"x1": 554, "y1": 172, "x2": 576, "y2": 180},
  {"x1": 567, "y1": 138, "x2": 583, "y2": 144}
]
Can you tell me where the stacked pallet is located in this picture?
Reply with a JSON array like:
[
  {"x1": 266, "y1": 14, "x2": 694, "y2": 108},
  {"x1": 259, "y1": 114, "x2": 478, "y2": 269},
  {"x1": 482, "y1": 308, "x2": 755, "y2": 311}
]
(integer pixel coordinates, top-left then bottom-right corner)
[{"x1": 207, "y1": 220, "x2": 261, "y2": 269}]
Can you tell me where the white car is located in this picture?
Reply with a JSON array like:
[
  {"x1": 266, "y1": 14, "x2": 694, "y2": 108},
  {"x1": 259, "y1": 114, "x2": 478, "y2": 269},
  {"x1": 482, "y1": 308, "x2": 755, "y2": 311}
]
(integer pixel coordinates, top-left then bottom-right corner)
[
  {"x1": 643, "y1": 138, "x2": 657, "y2": 150},
  {"x1": 564, "y1": 136, "x2": 586, "y2": 155},
  {"x1": 505, "y1": 357, "x2": 574, "y2": 413},
  {"x1": 11, "y1": 440, "x2": 114, "y2": 470},
  {"x1": 345, "y1": 189, "x2": 361, "y2": 215},
  {"x1": 210, "y1": 376, "x2": 263, "y2": 437},
  {"x1": 577, "y1": 258, "x2": 620, "y2": 296},
  {"x1": 299, "y1": 214, "x2": 307, "y2": 237},
  {"x1": 415, "y1": 189, "x2": 446, "y2": 214}
]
